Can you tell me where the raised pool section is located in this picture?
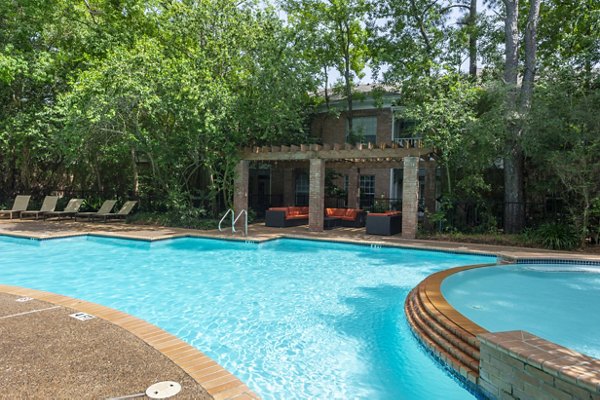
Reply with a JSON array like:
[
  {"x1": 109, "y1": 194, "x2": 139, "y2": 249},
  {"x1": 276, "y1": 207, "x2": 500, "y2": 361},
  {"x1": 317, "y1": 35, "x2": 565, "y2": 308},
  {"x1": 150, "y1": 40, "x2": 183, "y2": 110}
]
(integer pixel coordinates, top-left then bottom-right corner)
[
  {"x1": 442, "y1": 262, "x2": 600, "y2": 359},
  {"x1": 0, "y1": 235, "x2": 494, "y2": 400},
  {"x1": 406, "y1": 261, "x2": 600, "y2": 400}
]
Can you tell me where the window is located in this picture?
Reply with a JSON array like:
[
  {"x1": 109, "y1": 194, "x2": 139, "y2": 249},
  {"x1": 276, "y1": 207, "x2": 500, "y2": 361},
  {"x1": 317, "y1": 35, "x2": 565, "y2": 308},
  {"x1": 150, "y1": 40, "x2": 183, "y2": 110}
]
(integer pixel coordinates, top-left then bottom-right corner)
[
  {"x1": 359, "y1": 175, "x2": 375, "y2": 209},
  {"x1": 347, "y1": 116, "x2": 377, "y2": 144},
  {"x1": 295, "y1": 173, "x2": 309, "y2": 206},
  {"x1": 393, "y1": 118, "x2": 418, "y2": 139}
]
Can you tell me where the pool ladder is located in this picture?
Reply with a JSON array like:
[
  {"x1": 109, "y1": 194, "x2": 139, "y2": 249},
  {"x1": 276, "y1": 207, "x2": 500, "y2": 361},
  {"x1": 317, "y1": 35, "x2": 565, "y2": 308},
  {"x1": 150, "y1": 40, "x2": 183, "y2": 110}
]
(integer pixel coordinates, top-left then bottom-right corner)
[{"x1": 218, "y1": 208, "x2": 248, "y2": 236}]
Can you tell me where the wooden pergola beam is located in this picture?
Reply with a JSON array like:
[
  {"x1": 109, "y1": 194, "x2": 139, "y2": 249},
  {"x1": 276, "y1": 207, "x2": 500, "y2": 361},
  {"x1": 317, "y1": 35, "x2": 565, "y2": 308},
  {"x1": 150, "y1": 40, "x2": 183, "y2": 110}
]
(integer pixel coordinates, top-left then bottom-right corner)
[{"x1": 242, "y1": 147, "x2": 431, "y2": 161}]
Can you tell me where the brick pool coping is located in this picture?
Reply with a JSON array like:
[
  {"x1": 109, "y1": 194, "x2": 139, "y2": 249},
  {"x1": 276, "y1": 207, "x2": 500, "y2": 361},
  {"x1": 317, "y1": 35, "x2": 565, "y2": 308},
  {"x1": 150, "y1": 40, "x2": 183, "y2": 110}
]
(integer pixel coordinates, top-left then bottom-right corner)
[{"x1": 2, "y1": 219, "x2": 600, "y2": 399}]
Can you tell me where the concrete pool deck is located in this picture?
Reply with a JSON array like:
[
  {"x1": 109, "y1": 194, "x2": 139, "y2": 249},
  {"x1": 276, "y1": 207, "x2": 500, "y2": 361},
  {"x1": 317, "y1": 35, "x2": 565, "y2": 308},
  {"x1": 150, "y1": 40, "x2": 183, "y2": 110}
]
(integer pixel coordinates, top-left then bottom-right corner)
[{"x1": 1, "y1": 219, "x2": 599, "y2": 399}]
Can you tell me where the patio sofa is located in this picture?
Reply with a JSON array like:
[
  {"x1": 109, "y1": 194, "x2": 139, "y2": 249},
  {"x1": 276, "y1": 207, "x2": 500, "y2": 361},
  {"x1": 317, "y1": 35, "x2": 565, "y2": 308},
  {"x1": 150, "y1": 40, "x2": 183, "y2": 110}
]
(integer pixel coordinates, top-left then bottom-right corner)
[
  {"x1": 366, "y1": 211, "x2": 402, "y2": 236},
  {"x1": 325, "y1": 208, "x2": 366, "y2": 228},
  {"x1": 265, "y1": 206, "x2": 309, "y2": 227}
]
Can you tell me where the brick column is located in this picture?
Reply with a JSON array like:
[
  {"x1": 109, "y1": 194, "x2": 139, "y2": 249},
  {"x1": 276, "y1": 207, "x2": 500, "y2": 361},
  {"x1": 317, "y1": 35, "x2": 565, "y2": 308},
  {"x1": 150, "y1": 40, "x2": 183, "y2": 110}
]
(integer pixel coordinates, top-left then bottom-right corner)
[
  {"x1": 423, "y1": 160, "x2": 437, "y2": 231},
  {"x1": 402, "y1": 156, "x2": 419, "y2": 239},
  {"x1": 309, "y1": 158, "x2": 325, "y2": 232},
  {"x1": 347, "y1": 166, "x2": 359, "y2": 209},
  {"x1": 283, "y1": 167, "x2": 294, "y2": 206},
  {"x1": 233, "y1": 160, "x2": 249, "y2": 215}
]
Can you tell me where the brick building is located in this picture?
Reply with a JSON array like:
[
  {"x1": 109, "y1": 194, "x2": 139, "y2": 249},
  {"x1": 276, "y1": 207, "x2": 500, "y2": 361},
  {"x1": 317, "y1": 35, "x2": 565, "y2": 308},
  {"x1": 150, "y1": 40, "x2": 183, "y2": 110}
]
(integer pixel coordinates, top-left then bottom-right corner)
[{"x1": 246, "y1": 84, "x2": 437, "y2": 225}]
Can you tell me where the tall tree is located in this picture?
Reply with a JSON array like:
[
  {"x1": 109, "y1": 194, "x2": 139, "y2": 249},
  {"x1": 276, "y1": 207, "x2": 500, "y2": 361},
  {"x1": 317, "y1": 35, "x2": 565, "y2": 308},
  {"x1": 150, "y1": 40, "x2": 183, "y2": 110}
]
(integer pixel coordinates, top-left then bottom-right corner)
[{"x1": 502, "y1": 0, "x2": 541, "y2": 233}]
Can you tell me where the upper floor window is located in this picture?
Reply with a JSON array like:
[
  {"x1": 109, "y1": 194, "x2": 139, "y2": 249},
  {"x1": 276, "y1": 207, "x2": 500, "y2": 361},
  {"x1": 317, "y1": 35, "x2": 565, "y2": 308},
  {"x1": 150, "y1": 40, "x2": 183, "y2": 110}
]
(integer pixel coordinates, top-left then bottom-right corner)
[
  {"x1": 393, "y1": 118, "x2": 418, "y2": 139},
  {"x1": 346, "y1": 116, "x2": 377, "y2": 144}
]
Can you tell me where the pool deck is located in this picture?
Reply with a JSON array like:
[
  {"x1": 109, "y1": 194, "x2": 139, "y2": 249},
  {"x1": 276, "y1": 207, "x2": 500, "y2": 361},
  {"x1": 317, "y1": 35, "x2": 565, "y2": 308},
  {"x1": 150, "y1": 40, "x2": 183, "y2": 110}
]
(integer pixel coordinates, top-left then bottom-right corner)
[{"x1": 1, "y1": 219, "x2": 599, "y2": 399}]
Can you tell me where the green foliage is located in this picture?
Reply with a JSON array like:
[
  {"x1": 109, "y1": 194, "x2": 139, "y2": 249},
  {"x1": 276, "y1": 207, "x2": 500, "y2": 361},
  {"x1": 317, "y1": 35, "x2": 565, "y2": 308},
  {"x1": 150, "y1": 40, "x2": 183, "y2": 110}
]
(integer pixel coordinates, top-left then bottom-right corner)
[
  {"x1": 128, "y1": 210, "x2": 217, "y2": 230},
  {"x1": 402, "y1": 73, "x2": 500, "y2": 202},
  {"x1": 531, "y1": 222, "x2": 581, "y2": 250},
  {"x1": 0, "y1": 0, "x2": 318, "y2": 215}
]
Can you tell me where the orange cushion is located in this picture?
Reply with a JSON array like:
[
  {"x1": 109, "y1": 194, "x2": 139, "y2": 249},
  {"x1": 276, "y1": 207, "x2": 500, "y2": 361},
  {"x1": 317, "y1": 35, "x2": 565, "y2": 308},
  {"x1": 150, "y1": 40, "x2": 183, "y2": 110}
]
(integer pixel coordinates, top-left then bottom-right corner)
[
  {"x1": 286, "y1": 215, "x2": 308, "y2": 220},
  {"x1": 269, "y1": 207, "x2": 288, "y2": 212},
  {"x1": 345, "y1": 210, "x2": 357, "y2": 219}
]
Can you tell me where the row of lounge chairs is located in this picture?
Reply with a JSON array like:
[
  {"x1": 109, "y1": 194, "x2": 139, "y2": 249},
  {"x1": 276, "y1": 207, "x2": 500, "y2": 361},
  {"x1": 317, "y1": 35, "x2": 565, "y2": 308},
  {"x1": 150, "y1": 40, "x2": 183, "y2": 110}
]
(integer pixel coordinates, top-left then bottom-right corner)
[{"x1": 0, "y1": 195, "x2": 137, "y2": 221}]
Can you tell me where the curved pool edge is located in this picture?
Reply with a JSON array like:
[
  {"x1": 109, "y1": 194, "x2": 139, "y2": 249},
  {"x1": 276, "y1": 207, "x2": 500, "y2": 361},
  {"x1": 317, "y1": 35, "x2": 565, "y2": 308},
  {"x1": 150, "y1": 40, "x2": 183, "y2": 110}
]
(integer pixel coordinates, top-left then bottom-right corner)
[
  {"x1": 405, "y1": 262, "x2": 600, "y2": 400},
  {"x1": 0, "y1": 284, "x2": 260, "y2": 400},
  {"x1": 405, "y1": 263, "x2": 495, "y2": 383}
]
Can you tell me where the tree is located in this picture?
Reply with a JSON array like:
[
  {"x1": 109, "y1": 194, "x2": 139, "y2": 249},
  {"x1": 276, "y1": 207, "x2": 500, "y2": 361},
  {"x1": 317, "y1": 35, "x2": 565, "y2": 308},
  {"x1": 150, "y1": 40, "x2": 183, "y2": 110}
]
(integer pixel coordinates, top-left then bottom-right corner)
[
  {"x1": 283, "y1": 0, "x2": 371, "y2": 135},
  {"x1": 501, "y1": 0, "x2": 541, "y2": 233},
  {"x1": 524, "y1": 69, "x2": 600, "y2": 244}
]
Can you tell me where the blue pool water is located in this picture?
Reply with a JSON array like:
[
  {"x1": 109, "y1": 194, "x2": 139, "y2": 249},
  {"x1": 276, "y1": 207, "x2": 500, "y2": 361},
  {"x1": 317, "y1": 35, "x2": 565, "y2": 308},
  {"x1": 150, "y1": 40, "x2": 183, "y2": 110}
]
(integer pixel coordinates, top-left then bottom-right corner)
[
  {"x1": 443, "y1": 263, "x2": 600, "y2": 359},
  {"x1": 0, "y1": 235, "x2": 494, "y2": 399}
]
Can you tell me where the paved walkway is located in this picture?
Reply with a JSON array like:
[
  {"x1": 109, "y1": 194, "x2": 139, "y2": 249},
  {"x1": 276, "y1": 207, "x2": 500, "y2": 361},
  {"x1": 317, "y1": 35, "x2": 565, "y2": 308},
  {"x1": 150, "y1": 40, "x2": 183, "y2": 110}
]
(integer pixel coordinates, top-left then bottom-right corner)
[
  {"x1": 1, "y1": 219, "x2": 599, "y2": 399},
  {"x1": 0, "y1": 291, "x2": 210, "y2": 400}
]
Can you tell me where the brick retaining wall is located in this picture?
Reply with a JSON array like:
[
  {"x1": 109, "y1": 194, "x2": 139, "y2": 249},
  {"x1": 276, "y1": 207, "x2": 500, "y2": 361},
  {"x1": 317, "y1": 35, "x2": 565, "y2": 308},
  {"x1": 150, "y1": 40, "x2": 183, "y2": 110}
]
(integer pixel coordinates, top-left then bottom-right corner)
[{"x1": 478, "y1": 331, "x2": 600, "y2": 400}]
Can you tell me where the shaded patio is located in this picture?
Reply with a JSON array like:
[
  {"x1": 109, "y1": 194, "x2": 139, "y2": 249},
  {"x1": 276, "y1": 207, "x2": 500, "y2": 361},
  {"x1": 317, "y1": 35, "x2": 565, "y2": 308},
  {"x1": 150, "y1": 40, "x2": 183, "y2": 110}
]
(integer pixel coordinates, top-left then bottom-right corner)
[{"x1": 234, "y1": 142, "x2": 434, "y2": 238}]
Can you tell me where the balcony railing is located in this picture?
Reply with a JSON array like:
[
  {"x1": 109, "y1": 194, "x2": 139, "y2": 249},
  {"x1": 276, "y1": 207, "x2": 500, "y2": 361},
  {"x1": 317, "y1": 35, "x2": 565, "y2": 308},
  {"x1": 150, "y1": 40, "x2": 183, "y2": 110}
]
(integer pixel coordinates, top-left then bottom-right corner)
[{"x1": 392, "y1": 136, "x2": 423, "y2": 148}]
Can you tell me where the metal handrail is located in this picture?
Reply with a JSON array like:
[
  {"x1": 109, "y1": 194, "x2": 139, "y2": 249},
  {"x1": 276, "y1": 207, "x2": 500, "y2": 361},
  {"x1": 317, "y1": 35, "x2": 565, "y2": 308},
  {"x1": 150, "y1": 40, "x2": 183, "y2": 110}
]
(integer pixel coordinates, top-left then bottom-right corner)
[
  {"x1": 233, "y1": 209, "x2": 248, "y2": 236},
  {"x1": 218, "y1": 208, "x2": 234, "y2": 232}
]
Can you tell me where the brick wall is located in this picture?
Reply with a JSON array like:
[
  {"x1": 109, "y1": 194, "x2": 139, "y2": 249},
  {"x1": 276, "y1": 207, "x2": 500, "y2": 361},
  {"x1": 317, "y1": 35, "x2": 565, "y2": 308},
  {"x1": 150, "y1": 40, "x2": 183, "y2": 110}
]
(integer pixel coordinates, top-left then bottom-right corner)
[
  {"x1": 478, "y1": 331, "x2": 600, "y2": 400},
  {"x1": 310, "y1": 109, "x2": 394, "y2": 144}
]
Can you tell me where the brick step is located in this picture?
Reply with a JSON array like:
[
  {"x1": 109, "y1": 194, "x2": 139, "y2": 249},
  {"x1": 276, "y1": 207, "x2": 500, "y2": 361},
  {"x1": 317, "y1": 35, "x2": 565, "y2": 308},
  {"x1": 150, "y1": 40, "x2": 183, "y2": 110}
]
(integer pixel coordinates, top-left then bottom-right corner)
[
  {"x1": 411, "y1": 288, "x2": 480, "y2": 360},
  {"x1": 405, "y1": 296, "x2": 478, "y2": 384},
  {"x1": 405, "y1": 292, "x2": 479, "y2": 375},
  {"x1": 415, "y1": 285, "x2": 481, "y2": 349}
]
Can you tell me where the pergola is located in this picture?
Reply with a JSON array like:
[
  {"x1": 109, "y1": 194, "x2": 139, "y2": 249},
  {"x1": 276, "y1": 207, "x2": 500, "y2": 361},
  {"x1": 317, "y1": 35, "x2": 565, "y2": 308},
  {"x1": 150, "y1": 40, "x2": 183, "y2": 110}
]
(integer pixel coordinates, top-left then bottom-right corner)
[{"x1": 233, "y1": 141, "x2": 433, "y2": 238}]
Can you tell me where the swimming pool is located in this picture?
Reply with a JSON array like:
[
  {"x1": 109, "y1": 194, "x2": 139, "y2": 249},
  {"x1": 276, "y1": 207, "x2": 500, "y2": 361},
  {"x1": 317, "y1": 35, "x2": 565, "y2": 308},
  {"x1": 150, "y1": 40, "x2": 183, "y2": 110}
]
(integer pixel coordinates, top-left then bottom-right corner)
[
  {"x1": 0, "y1": 235, "x2": 494, "y2": 399},
  {"x1": 442, "y1": 263, "x2": 600, "y2": 359}
]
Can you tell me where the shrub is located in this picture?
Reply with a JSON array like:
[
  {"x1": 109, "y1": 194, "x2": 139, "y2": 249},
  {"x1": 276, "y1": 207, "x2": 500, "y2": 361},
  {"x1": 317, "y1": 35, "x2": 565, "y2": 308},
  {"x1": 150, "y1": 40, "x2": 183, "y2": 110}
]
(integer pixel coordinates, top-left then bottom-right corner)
[{"x1": 533, "y1": 222, "x2": 580, "y2": 250}]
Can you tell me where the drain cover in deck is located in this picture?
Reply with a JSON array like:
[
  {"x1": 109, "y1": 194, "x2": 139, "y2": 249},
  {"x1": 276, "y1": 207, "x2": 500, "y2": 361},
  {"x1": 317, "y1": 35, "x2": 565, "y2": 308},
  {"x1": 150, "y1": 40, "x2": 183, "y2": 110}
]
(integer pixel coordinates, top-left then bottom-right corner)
[
  {"x1": 146, "y1": 381, "x2": 181, "y2": 399},
  {"x1": 69, "y1": 312, "x2": 95, "y2": 321}
]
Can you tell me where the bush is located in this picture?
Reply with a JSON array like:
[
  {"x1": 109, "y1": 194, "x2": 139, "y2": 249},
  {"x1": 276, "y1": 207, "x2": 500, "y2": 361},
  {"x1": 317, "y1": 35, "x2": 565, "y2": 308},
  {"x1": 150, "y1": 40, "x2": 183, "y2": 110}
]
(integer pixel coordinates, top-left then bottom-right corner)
[
  {"x1": 128, "y1": 210, "x2": 218, "y2": 230},
  {"x1": 532, "y1": 222, "x2": 580, "y2": 250}
]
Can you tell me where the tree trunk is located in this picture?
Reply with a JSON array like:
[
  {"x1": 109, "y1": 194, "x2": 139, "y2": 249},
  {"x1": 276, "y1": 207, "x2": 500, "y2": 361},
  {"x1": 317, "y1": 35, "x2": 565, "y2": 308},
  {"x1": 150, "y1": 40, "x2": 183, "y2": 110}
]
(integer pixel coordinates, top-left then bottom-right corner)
[
  {"x1": 502, "y1": 0, "x2": 541, "y2": 233},
  {"x1": 520, "y1": 0, "x2": 541, "y2": 111},
  {"x1": 345, "y1": 50, "x2": 353, "y2": 140},
  {"x1": 342, "y1": 21, "x2": 353, "y2": 140},
  {"x1": 502, "y1": 0, "x2": 523, "y2": 233},
  {"x1": 131, "y1": 147, "x2": 139, "y2": 196},
  {"x1": 468, "y1": 0, "x2": 477, "y2": 78}
]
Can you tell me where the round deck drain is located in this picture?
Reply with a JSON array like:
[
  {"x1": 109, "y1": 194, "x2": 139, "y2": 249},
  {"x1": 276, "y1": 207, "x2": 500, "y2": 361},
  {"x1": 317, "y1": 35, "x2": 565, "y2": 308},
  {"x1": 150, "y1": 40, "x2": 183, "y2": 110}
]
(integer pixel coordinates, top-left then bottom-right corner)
[{"x1": 145, "y1": 381, "x2": 181, "y2": 399}]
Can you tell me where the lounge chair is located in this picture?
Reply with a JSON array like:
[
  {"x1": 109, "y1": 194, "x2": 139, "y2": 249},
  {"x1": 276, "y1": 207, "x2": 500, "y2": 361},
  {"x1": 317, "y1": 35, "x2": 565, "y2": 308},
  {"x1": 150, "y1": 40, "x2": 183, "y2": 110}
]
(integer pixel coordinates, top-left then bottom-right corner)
[
  {"x1": 44, "y1": 198, "x2": 84, "y2": 220},
  {"x1": 88, "y1": 200, "x2": 137, "y2": 222},
  {"x1": 75, "y1": 200, "x2": 117, "y2": 221},
  {"x1": 0, "y1": 195, "x2": 31, "y2": 219},
  {"x1": 20, "y1": 196, "x2": 59, "y2": 220}
]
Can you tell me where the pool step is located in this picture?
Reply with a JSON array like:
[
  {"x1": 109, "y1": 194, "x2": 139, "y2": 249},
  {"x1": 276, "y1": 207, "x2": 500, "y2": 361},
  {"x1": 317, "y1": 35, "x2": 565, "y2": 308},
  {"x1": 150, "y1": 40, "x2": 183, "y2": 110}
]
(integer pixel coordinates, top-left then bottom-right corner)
[
  {"x1": 406, "y1": 298, "x2": 479, "y2": 375},
  {"x1": 409, "y1": 289, "x2": 480, "y2": 366},
  {"x1": 414, "y1": 285, "x2": 481, "y2": 354},
  {"x1": 404, "y1": 264, "x2": 495, "y2": 386},
  {"x1": 405, "y1": 291, "x2": 479, "y2": 379}
]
